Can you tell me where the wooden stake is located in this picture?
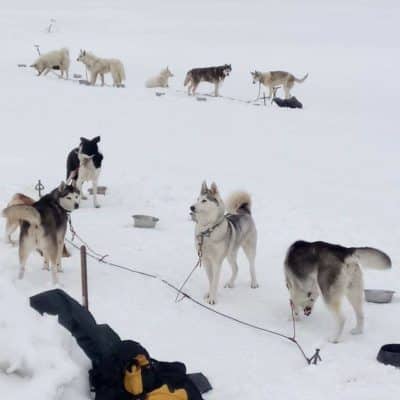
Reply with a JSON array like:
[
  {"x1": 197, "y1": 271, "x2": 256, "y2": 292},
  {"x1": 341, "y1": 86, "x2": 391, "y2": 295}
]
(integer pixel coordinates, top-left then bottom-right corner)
[{"x1": 80, "y1": 246, "x2": 89, "y2": 309}]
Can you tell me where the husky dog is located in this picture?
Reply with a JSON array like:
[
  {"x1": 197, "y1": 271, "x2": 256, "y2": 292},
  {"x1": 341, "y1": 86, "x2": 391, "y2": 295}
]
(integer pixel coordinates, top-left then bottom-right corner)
[
  {"x1": 66, "y1": 136, "x2": 103, "y2": 208},
  {"x1": 4, "y1": 193, "x2": 71, "y2": 257},
  {"x1": 145, "y1": 67, "x2": 174, "y2": 88},
  {"x1": 77, "y1": 50, "x2": 125, "y2": 87},
  {"x1": 2, "y1": 182, "x2": 79, "y2": 284},
  {"x1": 4, "y1": 193, "x2": 35, "y2": 245},
  {"x1": 251, "y1": 70, "x2": 308, "y2": 99},
  {"x1": 31, "y1": 48, "x2": 70, "y2": 79},
  {"x1": 190, "y1": 182, "x2": 258, "y2": 305},
  {"x1": 285, "y1": 240, "x2": 392, "y2": 343},
  {"x1": 184, "y1": 64, "x2": 232, "y2": 96}
]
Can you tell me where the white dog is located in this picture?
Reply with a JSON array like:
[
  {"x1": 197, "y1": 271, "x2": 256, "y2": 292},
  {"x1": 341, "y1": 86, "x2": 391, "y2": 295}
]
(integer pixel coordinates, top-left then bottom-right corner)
[
  {"x1": 145, "y1": 67, "x2": 174, "y2": 88},
  {"x1": 190, "y1": 182, "x2": 258, "y2": 305},
  {"x1": 77, "y1": 50, "x2": 125, "y2": 87},
  {"x1": 31, "y1": 48, "x2": 70, "y2": 79}
]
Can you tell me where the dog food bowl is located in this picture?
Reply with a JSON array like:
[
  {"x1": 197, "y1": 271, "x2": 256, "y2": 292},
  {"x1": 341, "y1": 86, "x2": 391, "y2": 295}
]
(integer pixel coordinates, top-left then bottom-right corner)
[
  {"x1": 88, "y1": 186, "x2": 107, "y2": 195},
  {"x1": 364, "y1": 289, "x2": 395, "y2": 304},
  {"x1": 132, "y1": 215, "x2": 159, "y2": 228},
  {"x1": 377, "y1": 344, "x2": 400, "y2": 368}
]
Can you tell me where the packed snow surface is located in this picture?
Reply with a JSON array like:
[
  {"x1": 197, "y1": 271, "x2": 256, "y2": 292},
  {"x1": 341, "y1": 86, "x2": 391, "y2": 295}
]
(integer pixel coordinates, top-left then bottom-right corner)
[{"x1": 0, "y1": 1, "x2": 399, "y2": 399}]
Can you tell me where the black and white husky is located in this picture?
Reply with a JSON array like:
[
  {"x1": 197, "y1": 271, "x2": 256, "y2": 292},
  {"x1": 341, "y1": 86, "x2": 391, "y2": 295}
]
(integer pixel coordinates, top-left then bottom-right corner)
[
  {"x1": 190, "y1": 182, "x2": 258, "y2": 305},
  {"x1": 2, "y1": 182, "x2": 80, "y2": 284},
  {"x1": 285, "y1": 240, "x2": 392, "y2": 343},
  {"x1": 66, "y1": 136, "x2": 103, "y2": 208}
]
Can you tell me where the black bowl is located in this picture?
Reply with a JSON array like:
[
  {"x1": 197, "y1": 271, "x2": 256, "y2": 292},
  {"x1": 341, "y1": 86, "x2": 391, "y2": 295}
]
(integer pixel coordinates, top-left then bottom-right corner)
[{"x1": 377, "y1": 344, "x2": 400, "y2": 367}]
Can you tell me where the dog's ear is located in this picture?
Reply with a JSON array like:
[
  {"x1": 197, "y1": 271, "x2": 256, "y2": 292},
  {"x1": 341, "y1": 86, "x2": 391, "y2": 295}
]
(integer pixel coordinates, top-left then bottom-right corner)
[
  {"x1": 200, "y1": 181, "x2": 208, "y2": 195},
  {"x1": 58, "y1": 181, "x2": 66, "y2": 192},
  {"x1": 210, "y1": 182, "x2": 219, "y2": 196},
  {"x1": 92, "y1": 136, "x2": 101, "y2": 144},
  {"x1": 80, "y1": 137, "x2": 89, "y2": 143}
]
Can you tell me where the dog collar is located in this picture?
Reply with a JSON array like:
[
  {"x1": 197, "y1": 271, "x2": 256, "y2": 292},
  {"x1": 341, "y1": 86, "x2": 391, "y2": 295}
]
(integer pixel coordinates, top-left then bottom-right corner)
[{"x1": 197, "y1": 216, "x2": 226, "y2": 239}]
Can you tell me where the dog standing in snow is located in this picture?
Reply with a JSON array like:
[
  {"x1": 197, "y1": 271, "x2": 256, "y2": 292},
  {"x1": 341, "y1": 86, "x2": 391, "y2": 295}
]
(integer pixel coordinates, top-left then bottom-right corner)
[
  {"x1": 190, "y1": 182, "x2": 258, "y2": 305},
  {"x1": 285, "y1": 240, "x2": 392, "y2": 343},
  {"x1": 251, "y1": 70, "x2": 308, "y2": 99},
  {"x1": 77, "y1": 50, "x2": 125, "y2": 87},
  {"x1": 2, "y1": 182, "x2": 79, "y2": 284},
  {"x1": 66, "y1": 136, "x2": 103, "y2": 208},
  {"x1": 31, "y1": 48, "x2": 70, "y2": 79},
  {"x1": 145, "y1": 67, "x2": 174, "y2": 88}
]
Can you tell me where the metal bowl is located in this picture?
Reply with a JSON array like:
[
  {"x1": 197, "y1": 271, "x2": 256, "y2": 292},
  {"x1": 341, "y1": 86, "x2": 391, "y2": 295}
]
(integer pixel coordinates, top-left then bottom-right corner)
[
  {"x1": 377, "y1": 344, "x2": 400, "y2": 368},
  {"x1": 132, "y1": 215, "x2": 159, "y2": 228},
  {"x1": 364, "y1": 289, "x2": 395, "y2": 304}
]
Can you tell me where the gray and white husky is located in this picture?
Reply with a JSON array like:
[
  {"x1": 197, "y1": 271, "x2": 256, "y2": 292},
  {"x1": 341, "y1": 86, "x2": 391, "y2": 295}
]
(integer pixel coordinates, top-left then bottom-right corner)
[
  {"x1": 190, "y1": 182, "x2": 258, "y2": 305},
  {"x1": 251, "y1": 70, "x2": 308, "y2": 99},
  {"x1": 2, "y1": 182, "x2": 80, "y2": 284},
  {"x1": 285, "y1": 240, "x2": 392, "y2": 343}
]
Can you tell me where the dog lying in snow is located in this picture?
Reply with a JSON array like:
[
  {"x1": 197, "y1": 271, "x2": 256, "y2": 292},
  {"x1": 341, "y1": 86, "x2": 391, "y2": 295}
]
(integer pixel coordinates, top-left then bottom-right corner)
[
  {"x1": 77, "y1": 50, "x2": 125, "y2": 87},
  {"x1": 31, "y1": 48, "x2": 70, "y2": 79},
  {"x1": 145, "y1": 67, "x2": 174, "y2": 88}
]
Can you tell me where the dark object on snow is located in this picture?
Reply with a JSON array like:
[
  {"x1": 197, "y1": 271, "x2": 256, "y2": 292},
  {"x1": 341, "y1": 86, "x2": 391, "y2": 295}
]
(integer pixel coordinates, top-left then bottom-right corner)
[
  {"x1": 30, "y1": 289, "x2": 205, "y2": 400},
  {"x1": 377, "y1": 344, "x2": 400, "y2": 368},
  {"x1": 273, "y1": 96, "x2": 303, "y2": 109},
  {"x1": 52, "y1": 65, "x2": 60, "y2": 70},
  {"x1": 155, "y1": 92, "x2": 165, "y2": 97},
  {"x1": 188, "y1": 373, "x2": 212, "y2": 394},
  {"x1": 18, "y1": 63, "x2": 27, "y2": 68}
]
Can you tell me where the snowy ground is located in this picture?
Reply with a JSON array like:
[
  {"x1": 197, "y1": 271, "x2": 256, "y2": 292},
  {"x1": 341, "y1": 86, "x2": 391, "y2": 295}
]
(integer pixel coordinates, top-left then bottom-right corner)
[{"x1": 1, "y1": 1, "x2": 400, "y2": 399}]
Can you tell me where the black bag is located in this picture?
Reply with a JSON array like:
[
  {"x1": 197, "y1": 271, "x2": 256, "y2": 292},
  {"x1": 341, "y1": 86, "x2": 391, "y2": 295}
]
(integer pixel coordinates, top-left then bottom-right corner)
[{"x1": 30, "y1": 289, "x2": 205, "y2": 400}]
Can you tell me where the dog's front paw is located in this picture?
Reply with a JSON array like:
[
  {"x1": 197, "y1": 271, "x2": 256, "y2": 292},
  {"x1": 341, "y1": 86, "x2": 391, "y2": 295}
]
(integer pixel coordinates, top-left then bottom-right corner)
[
  {"x1": 251, "y1": 281, "x2": 259, "y2": 289},
  {"x1": 328, "y1": 336, "x2": 341, "y2": 344},
  {"x1": 206, "y1": 297, "x2": 216, "y2": 305},
  {"x1": 224, "y1": 281, "x2": 234, "y2": 289},
  {"x1": 94, "y1": 203, "x2": 101, "y2": 208},
  {"x1": 42, "y1": 265, "x2": 50, "y2": 271}
]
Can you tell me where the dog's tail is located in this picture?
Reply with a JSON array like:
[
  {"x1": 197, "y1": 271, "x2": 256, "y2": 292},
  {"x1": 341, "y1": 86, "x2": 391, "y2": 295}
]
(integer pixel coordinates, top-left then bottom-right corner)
[
  {"x1": 119, "y1": 62, "x2": 126, "y2": 82},
  {"x1": 294, "y1": 73, "x2": 308, "y2": 83},
  {"x1": 352, "y1": 247, "x2": 391, "y2": 270},
  {"x1": 226, "y1": 191, "x2": 252, "y2": 215},
  {"x1": 2, "y1": 205, "x2": 41, "y2": 226},
  {"x1": 184, "y1": 71, "x2": 192, "y2": 86},
  {"x1": 111, "y1": 61, "x2": 126, "y2": 84}
]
